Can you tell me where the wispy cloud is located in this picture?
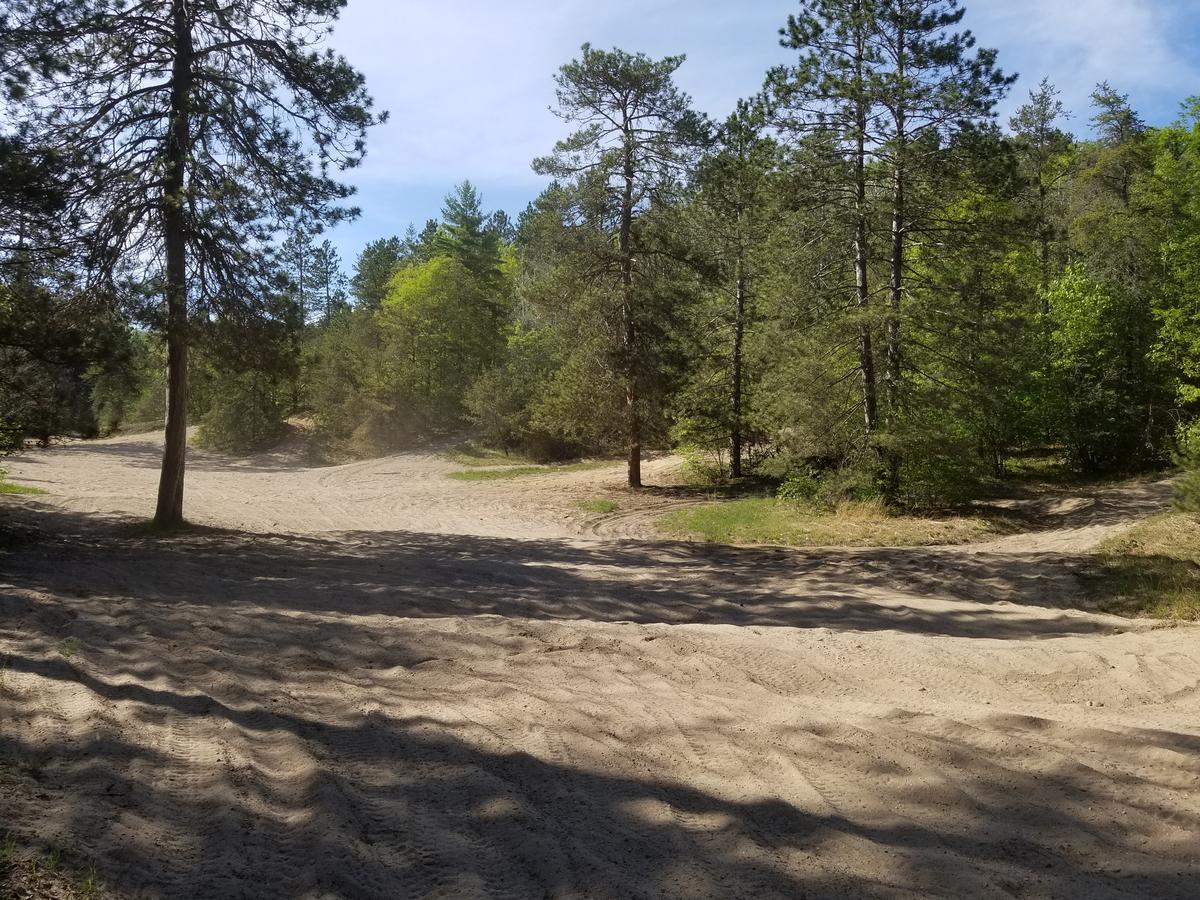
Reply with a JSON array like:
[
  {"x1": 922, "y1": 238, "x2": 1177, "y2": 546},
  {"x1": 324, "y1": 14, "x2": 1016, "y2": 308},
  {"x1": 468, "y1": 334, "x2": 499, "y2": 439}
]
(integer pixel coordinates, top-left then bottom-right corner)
[{"x1": 970, "y1": 0, "x2": 1199, "y2": 124}]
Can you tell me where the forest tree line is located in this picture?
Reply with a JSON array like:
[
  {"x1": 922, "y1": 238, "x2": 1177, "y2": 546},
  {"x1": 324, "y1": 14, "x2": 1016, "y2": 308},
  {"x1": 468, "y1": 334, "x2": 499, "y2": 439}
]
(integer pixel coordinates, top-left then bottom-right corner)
[{"x1": 2, "y1": 0, "x2": 1199, "y2": 517}]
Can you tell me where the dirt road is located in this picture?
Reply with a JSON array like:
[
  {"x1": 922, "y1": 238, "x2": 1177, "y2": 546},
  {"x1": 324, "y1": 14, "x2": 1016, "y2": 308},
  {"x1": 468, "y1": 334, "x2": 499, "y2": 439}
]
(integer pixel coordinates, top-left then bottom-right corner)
[{"x1": 1, "y1": 434, "x2": 1197, "y2": 898}]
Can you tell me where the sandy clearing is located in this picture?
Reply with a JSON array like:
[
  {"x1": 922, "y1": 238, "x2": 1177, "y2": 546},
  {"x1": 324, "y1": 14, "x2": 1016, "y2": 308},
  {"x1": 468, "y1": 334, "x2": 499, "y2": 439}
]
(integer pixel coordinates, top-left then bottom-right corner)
[
  {"x1": 1, "y1": 430, "x2": 688, "y2": 540},
  {"x1": 1, "y1": 434, "x2": 1198, "y2": 898},
  {"x1": 4, "y1": 429, "x2": 1173, "y2": 549}
]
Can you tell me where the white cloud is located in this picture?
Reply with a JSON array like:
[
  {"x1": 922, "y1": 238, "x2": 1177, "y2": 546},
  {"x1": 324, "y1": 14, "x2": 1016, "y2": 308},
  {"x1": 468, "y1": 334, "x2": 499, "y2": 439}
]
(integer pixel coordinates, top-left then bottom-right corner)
[{"x1": 968, "y1": 0, "x2": 1198, "y2": 123}]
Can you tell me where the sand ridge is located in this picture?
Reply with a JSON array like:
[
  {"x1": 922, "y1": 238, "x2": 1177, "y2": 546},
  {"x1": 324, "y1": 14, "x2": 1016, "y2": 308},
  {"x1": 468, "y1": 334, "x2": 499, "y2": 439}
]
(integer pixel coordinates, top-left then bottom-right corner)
[{"x1": 1, "y1": 433, "x2": 1198, "y2": 898}]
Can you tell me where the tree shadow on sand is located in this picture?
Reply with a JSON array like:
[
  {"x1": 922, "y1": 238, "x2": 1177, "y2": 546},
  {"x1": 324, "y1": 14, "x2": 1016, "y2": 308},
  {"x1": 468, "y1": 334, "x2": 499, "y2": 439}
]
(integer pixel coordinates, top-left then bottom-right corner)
[
  {"x1": 1, "y1": 649, "x2": 1198, "y2": 899},
  {"x1": 2, "y1": 507, "x2": 1198, "y2": 897},
  {"x1": 1, "y1": 505, "x2": 1130, "y2": 640}
]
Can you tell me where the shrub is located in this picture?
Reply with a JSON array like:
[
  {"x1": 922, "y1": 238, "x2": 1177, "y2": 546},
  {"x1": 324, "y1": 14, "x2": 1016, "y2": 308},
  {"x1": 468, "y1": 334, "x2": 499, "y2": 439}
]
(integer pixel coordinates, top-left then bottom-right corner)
[
  {"x1": 346, "y1": 409, "x2": 431, "y2": 458},
  {"x1": 196, "y1": 371, "x2": 288, "y2": 454},
  {"x1": 818, "y1": 460, "x2": 886, "y2": 506},
  {"x1": 776, "y1": 457, "x2": 886, "y2": 510},
  {"x1": 776, "y1": 470, "x2": 819, "y2": 503},
  {"x1": 893, "y1": 422, "x2": 991, "y2": 507},
  {"x1": 0, "y1": 418, "x2": 20, "y2": 455},
  {"x1": 678, "y1": 443, "x2": 726, "y2": 486},
  {"x1": 1173, "y1": 421, "x2": 1200, "y2": 513}
]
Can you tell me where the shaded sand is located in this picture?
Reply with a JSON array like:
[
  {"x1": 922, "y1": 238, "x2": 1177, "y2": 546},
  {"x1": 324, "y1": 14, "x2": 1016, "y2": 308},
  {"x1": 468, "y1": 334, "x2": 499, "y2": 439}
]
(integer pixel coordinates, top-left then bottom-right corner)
[{"x1": 1, "y1": 434, "x2": 1197, "y2": 898}]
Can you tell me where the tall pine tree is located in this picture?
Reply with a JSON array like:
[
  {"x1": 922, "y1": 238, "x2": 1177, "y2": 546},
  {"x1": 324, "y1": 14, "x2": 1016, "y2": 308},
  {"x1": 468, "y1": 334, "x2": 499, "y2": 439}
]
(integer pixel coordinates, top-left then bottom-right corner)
[
  {"x1": 535, "y1": 45, "x2": 706, "y2": 486},
  {"x1": 6, "y1": 0, "x2": 381, "y2": 525}
]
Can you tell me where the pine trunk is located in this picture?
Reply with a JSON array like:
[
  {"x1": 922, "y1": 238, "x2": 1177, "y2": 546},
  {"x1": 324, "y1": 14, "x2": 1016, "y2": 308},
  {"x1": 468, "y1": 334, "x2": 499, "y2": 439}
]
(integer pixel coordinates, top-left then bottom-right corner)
[
  {"x1": 885, "y1": 20, "x2": 906, "y2": 418},
  {"x1": 729, "y1": 255, "x2": 746, "y2": 479},
  {"x1": 886, "y1": 153, "x2": 904, "y2": 412},
  {"x1": 620, "y1": 137, "x2": 641, "y2": 488},
  {"x1": 153, "y1": 0, "x2": 193, "y2": 528},
  {"x1": 852, "y1": 19, "x2": 877, "y2": 447},
  {"x1": 883, "y1": 16, "x2": 907, "y2": 499},
  {"x1": 1038, "y1": 179, "x2": 1052, "y2": 314}
]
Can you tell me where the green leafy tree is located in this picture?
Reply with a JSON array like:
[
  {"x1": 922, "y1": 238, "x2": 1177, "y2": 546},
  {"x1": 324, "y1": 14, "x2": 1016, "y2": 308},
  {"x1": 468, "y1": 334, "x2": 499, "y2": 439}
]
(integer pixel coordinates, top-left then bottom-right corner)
[
  {"x1": 375, "y1": 255, "x2": 507, "y2": 426},
  {"x1": 1041, "y1": 85, "x2": 1172, "y2": 472},
  {"x1": 1145, "y1": 99, "x2": 1200, "y2": 414},
  {"x1": 1046, "y1": 265, "x2": 1166, "y2": 472}
]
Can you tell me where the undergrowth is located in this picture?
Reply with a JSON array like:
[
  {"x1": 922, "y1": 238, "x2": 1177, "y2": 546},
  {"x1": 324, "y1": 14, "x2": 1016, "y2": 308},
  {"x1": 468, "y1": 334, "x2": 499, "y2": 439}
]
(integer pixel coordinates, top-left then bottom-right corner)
[{"x1": 1086, "y1": 513, "x2": 1200, "y2": 620}]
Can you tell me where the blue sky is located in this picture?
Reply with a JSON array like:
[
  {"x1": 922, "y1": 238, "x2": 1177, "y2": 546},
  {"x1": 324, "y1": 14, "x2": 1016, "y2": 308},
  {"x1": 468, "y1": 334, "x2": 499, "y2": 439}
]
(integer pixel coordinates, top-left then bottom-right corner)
[{"x1": 325, "y1": 0, "x2": 1200, "y2": 265}]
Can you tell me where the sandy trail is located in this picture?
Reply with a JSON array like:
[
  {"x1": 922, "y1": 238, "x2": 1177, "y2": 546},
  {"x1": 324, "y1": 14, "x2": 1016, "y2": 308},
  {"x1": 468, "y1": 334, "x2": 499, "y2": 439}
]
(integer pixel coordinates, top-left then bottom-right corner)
[
  {"x1": 1, "y1": 434, "x2": 1197, "y2": 898},
  {"x1": 0, "y1": 430, "x2": 689, "y2": 539}
]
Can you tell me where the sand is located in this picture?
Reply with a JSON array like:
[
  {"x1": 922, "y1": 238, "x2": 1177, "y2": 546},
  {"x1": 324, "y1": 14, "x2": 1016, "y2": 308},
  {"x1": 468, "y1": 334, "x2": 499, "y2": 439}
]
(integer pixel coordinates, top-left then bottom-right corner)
[{"x1": 1, "y1": 433, "x2": 1197, "y2": 898}]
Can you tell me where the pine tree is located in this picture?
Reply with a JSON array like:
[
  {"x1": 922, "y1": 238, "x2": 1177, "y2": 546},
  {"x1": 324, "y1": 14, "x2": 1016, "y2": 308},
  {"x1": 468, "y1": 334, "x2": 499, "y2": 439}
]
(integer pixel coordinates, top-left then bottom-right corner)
[
  {"x1": 871, "y1": 0, "x2": 1014, "y2": 421},
  {"x1": 351, "y1": 236, "x2": 405, "y2": 309},
  {"x1": 772, "y1": 0, "x2": 884, "y2": 448},
  {"x1": 433, "y1": 181, "x2": 502, "y2": 283},
  {"x1": 687, "y1": 103, "x2": 779, "y2": 477},
  {"x1": 310, "y1": 240, "x2": 348, "y2": 325},
  {"x1": 1009, "y1": 78, "x2": 1072, "y2": 296},
  {"x1": 6, "y1": 0, "x2": 382, "y2": 525},
  {"x1": 279, "y1": 227, "x2": 317, "y2": 326},
  {"x1": 1089, "y1": 81, "x2": 1146, "y2": 206},
  {"x1": 535, "y1": 44, "x2": 706, "y2": 487}
]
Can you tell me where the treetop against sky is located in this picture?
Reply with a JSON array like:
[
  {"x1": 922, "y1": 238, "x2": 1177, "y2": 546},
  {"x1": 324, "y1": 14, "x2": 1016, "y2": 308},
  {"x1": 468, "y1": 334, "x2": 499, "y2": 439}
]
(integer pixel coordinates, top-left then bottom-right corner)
[{"x1": 324, "y1": 0, "x2": 1199, "y2": 260}]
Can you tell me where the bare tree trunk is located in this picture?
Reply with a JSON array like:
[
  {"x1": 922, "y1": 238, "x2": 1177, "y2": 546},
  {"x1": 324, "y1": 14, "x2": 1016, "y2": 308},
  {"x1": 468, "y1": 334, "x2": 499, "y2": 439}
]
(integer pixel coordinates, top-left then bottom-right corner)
[
  {"x1": 882, "y1": 152, "x2": 906, "y2": 500},
  {"x1": 625, "y1": 370, "x2": 641, "y2": 487},
  {"x1": 852, "y1": 16, "x2": 877, "y2": 447},
  {"x1": 885, "y1": 20, "x2": 906, "y2": 418},
  {"x1": 883, "y1": 15, "x2": 907, "y2": 500},
  {"x1": 153, "y1": 0, "x2": 193, "y2": 528},
  {"x1": 1038, "y1": 181, "x2": 1049, "y2": 290},
  {"x1": 886, "y1": 150, "x2": 904, "y2": 412},
  {"x1": 620, "y1": 136, "x2": 641, "y2": 488},
  {"x1": 729, "y1": 254, "x2": 746, "y2": 479}
]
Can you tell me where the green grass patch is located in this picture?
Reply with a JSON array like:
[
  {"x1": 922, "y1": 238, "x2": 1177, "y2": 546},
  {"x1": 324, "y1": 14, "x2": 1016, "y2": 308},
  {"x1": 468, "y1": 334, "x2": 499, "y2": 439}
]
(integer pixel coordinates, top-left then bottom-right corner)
[
  {"x1": 1085, "y1": 513, "x2": 1200, "y2": 620},
  {"x1": 575, "y1": 498, "x2": 620, "y2": 514},
  {"x1": 0, "y1": 482, "x2": 46, "y2": 495},
  {"x1": 447, "y1": 461, "x2": 612, "y2": 481},
  {"x1": 658, "y1": 497, "x2": 1000, "y2": 547}
]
